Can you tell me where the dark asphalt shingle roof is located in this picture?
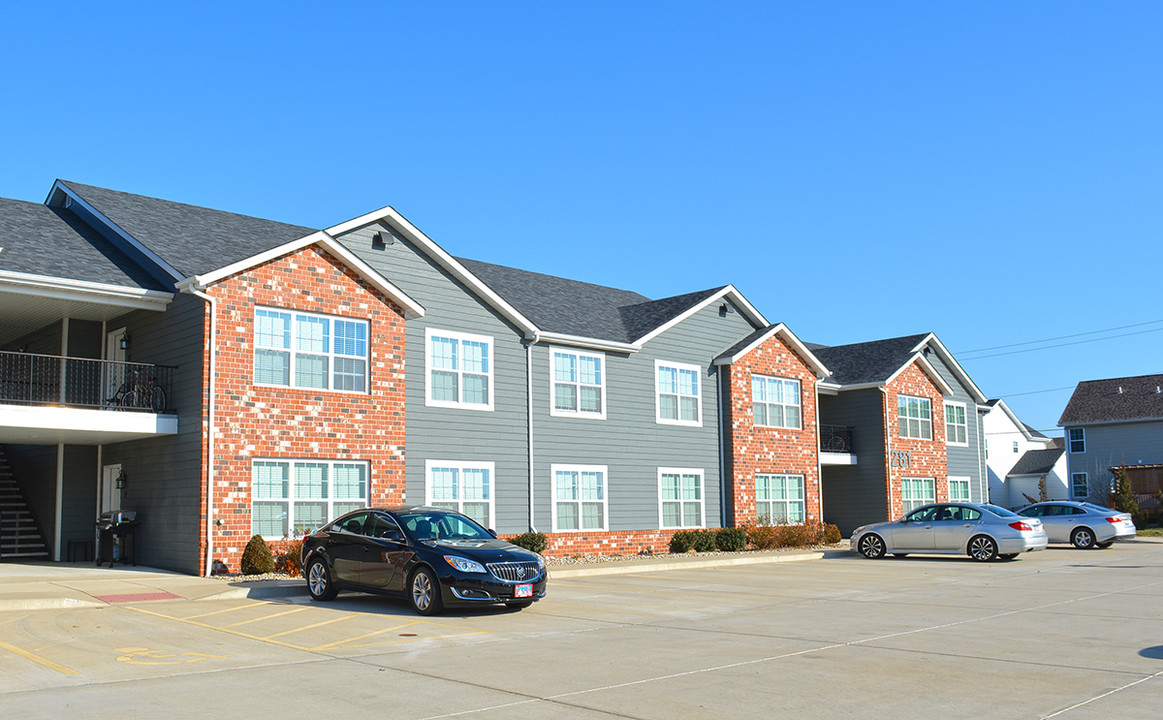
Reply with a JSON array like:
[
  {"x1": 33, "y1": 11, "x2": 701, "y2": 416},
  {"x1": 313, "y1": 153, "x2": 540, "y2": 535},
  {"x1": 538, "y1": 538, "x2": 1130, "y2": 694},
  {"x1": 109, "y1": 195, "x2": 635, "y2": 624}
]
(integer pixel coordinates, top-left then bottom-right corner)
[
  {"x1": 0, "y1": 197, "x2": 167, "y2": 290},
  {"x1": 1008, "y1": 447, "x2": 1065, "y2": 476},
  {"x1": 61, "y1": 181, "x2": 317, "y2": 279},
  {"x1": 810, "y1": 333, "x2": 930, "y2": 386},
  {"x1": 1058, "y1": 374, "x2": 1163, "y2": 426}
]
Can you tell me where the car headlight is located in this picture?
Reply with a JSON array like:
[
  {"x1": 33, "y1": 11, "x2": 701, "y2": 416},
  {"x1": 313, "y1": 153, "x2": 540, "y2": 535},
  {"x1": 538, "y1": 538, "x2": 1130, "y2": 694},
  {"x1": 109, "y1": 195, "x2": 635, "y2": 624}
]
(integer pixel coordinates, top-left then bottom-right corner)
[{"x1": 444, "y1": 555, "x2": 486, "y2": 573}]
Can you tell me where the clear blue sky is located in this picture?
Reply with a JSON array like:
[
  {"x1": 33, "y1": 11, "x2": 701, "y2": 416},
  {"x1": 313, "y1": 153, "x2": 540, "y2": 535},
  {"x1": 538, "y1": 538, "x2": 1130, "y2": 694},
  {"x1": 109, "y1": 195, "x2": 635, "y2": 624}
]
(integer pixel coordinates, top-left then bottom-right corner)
[{"x1": 3, "y1": 2, "x2": 1161, "y2": 437}]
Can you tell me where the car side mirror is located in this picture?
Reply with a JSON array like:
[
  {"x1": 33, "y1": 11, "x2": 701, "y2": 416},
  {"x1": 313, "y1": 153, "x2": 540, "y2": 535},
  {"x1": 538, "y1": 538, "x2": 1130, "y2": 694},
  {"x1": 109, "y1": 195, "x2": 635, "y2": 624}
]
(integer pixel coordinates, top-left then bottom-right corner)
[{"x1": 488, "y1": 528, "x2": 498, "y2": 538}]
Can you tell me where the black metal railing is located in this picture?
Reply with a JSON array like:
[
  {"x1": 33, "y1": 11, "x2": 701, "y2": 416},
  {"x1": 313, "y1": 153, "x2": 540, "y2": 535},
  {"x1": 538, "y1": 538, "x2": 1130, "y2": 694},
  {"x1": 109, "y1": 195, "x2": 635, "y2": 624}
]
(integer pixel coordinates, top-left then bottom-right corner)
[
  {"x1": 820, "y1": 424, "x2": 854, "y2": 453},
  {"x1": 0, "y1": 351, "x2": 175, "y2": 413}
]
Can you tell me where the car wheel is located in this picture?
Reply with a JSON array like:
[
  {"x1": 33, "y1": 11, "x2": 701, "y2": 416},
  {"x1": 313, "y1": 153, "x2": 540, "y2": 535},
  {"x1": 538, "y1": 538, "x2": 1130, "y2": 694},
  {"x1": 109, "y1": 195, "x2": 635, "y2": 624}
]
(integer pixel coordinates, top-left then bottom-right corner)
[
  {"x1": 1071, "y1": 527, "x2": 1096, "y2": 549},
  {"x1": 409, "y1": 567, "x2": 444, "y2": 616},
  {"x1": 858, "y1": 533, "x2": 886, "y2": 559},
  {"x1": 968, "y1": 535, "x2": 998, "y2": 562},
  {"x1": 999, "y1": 553, "x2": 1018, "y2": 561},
  {"x1": 1097, "y1": 541, "x2": 1114, "y2": 549},
  {"x1": 306, "y1": 557, "x2": 337, "y2": 601}
]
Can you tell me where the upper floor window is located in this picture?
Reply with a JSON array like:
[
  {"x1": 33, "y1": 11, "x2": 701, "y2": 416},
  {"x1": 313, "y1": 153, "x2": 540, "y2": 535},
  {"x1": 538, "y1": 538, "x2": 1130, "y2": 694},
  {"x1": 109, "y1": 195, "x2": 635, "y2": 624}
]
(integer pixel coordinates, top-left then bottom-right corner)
[
  {"x1": 551, "y1": 349, "x2": 605, "y2": 419},
  {"x1": 255, "y1": 308, "x2": 369, "y2": 392},
  {"x1": 752, "y1": 375, "x2": 802, "y2": 429},
  {"x1": 1068, "y1": 428, "x2": 1085, "y2": 454},
  {"x1": 552, "y1": 464, "x2": 607, "y2": 532},
  {"x1": 944, "y1": 401, "x2": 968, "y2": 446},
  {"x1": 659, "y1": 468, "x2": 704, "y2": 529},
  {"x1": 426, "y1": 460, "x2": 494, "y2": 529},
  {"x1": 426, "y1": 328, "x2": 493, "y2": 411},
  {"x1": 656, "y1": 360, "x2": 701, "y2": 426},
  {"x1": 897, "y1": 395, "x2": 932, "y2": 440}
]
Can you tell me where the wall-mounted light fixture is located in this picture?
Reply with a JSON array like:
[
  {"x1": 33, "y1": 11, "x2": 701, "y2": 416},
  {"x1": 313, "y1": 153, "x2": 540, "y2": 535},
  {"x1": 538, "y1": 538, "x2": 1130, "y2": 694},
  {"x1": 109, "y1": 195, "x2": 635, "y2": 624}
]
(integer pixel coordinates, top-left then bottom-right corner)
[
  {"x1": 115, "y1": 469, "x2": 127, "y2": 490},
  {"x1": 119, "y1": 335, "x2": 129, "y2": 351},
  {"x1": 719, "y1": 303, "x2": 736, "y2": 315},
  {"x1": 372, "y1": 231, "x2": 395, "y2": 249}
]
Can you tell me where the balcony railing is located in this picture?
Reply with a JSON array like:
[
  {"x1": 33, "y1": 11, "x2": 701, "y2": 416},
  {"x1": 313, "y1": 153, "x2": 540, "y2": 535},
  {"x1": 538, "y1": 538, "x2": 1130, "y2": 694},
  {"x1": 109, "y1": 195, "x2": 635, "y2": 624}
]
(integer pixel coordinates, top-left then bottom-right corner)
[
  {"x1": 0, "y1": 351, "x2": 175, "y2": 413},
  {"x1": 820, "y1": 424, "x2": 854, "y2": 453}
]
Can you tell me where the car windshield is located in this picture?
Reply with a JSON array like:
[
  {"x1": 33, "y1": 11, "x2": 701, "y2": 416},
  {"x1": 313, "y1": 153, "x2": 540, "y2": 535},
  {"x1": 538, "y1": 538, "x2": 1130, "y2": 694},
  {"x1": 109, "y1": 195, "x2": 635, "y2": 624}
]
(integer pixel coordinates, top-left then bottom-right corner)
[
  {"x1": 980, "y1": 504, "x2": 1019, "y2": 518},
  {"x1": 398, "y1": 511, "x2": 493, "y2": 541}
]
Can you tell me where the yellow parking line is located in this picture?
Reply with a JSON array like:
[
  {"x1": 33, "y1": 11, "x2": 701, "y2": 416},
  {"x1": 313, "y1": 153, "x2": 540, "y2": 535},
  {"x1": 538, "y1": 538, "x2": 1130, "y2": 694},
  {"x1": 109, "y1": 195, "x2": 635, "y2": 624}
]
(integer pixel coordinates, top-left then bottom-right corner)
[
  {"x1": 309, "y1": 621, "x2": 420, "y2": 651},
  {"x1": 222, "y1": 607, "x2": 310, "y2": 628},
  {"x1": 544, "y1": 601, "x2": 653, "y2": 615},
  {"x1": 262, "y1": 615, "x2": 354, "y2": 640},
  {"x1": 335, "y1": 630, "x2": 485, "y2": 650},
  {"x1": 0, "y1": 640, "x2": 80, "y2": 676},
  {"x1": 183, "y1": 602, "x2": 271, "y2": 620},
  {"x1": 128, "y1": 606, "x2": 312, "y2": 651}
]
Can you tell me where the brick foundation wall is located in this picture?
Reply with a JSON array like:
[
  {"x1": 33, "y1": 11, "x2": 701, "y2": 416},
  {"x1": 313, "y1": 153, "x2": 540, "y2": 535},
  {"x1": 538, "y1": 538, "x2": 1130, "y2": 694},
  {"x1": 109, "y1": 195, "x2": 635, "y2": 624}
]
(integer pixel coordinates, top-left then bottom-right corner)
[
  {"x1": 199, "y1": 245, "x2": 406, "y2": 573},
  {"x1": 539, "y1": 529, "x2": 680, "y2": 557},
  {"x1": 883, "y1": 363, "x2": 949, "y2": 519},
  {"x1": 725, "y1": 333, "x2": 821, "y2": 526}
]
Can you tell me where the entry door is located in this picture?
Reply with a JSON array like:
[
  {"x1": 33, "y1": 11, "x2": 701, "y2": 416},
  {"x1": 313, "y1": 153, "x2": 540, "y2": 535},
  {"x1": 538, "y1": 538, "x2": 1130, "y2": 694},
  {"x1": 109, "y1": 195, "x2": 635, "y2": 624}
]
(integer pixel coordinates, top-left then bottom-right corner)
[{"x1": 101, "y1": 464, "x2": 123, "y2": 513}]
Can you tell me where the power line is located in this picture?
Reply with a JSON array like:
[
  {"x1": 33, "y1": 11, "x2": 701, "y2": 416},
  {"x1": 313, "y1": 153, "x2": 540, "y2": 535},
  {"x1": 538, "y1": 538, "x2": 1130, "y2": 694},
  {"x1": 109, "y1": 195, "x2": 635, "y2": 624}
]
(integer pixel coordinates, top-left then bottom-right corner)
[
  {"x1": 956, "y1": 319, "x2": 1163, "y2": 356},
  {"x1": 996, "y1": 385, "x2": 1077, "y2": 398},
  {"x1": 960, "y1": 326, "x2": 1163, "y2": 360}
]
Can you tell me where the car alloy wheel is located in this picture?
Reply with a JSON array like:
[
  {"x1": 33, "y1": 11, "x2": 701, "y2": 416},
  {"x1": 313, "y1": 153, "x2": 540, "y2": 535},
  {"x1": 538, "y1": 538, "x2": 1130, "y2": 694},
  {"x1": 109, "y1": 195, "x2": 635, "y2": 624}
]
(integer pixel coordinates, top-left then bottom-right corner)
[
  {"x1": 307, "y1": 558, "x2": 337, "y2": 601},
  {"x1": 1071, "y1": 527, "x2": 1096, "y2": 549},
  {"x1": 968, "y1": 535, "x2": 998, "y2": 562},
  {"x1": 858, "y1": 534, "x2": 886, "y2": 559},
  {"x1": 410, "y1": 567, "x2": 444, "y2": 616}
]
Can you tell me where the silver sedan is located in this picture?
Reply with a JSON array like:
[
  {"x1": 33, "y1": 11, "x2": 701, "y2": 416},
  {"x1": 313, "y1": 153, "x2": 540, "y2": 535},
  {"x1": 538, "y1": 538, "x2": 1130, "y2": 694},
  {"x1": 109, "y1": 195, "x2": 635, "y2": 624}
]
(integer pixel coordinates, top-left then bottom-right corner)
[
  {"x1": 852, "y1": 502, "x2": 1048, "y2": 562},
  {"x1": 1016, "y1": 501, "x2": 1137, "y2": 549}
]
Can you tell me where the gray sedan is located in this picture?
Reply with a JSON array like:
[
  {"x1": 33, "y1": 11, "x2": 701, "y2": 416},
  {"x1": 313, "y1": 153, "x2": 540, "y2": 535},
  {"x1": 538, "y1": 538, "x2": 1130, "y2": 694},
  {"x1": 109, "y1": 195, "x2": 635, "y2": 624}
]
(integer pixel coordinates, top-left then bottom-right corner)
[
  {"x1": 1017, "y1": 501, "x2": 1137, "y2": 549},
  {"x1": 852, "y1": 502, "x2": 1048, "y2": 562}
]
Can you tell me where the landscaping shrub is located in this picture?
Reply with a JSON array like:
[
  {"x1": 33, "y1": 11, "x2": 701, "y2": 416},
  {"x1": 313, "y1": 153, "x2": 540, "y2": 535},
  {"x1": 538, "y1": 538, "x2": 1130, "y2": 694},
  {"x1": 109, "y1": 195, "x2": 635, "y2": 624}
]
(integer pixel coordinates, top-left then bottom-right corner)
[
  {"x1": 669, "y1": 530, "x2": 697, "y2": 553},
  {"x1": 821, "y1": 522, "x2": 842, "y2": 545},
  {"x1": 509, "y1": 532, "x2": 548, "y2": 554},
  {"x1": 716, "y1": 527, "x2": 747, "y2": 552},
  {"x1": 745, "y1": 518, "x2": 841, "y2": 549},
  {"x1": 691, "y1": 529, "x2": 718, "y2": 552},
  {"x1": 272, "y1": 539, "x2": 303, "y2": 576},
  {"x1": 240, "y1": 534, "x2": 275, "y2": 575}
]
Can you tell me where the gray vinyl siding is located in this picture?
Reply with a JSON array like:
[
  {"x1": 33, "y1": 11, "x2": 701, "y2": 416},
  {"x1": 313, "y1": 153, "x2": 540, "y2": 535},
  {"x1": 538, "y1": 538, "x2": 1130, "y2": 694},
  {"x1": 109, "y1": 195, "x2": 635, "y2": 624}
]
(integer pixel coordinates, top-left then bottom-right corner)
[
  {"x1": 532, "y1": 303, "x2": 758, "y2": 532},
  {"x1": 60, "y1": 446, "x2": 99, "y2": 554},
  {"x1": 335, "y1": 223, "x2": 531, "y2": 533},
  {"x1": 926, "y1": 354, "x2": 987, "y2": 501},
  {"x1": 819, "y1": 388, "x2": 888, "y2": 535},
  {"x1": 1064, "y1": 420, "x2": 1163, "y2": 503}
]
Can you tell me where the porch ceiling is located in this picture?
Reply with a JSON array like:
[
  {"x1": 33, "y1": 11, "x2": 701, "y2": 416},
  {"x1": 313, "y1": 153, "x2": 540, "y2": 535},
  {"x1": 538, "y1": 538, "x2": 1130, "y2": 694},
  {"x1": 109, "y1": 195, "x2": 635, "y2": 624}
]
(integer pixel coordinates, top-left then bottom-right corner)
[{"x1": 0, "y1": 285, "x2": 172, "y2": 347}]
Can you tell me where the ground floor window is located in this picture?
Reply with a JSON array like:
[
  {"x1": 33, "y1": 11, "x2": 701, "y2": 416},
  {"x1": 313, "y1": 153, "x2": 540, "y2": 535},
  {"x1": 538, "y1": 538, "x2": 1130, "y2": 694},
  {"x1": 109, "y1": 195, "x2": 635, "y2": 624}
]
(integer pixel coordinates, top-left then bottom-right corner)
[
  {"x1": 901, "y1": 477, "x2": 935, "y2": 514},
  {"x1": 1072, "y1": 472, "x2": 1088, "y2": 499},
  {"x1": 948, "y1": 476, "x2": 971, "y2": 502},
  {"x1": 425, "y1": 460, "x2": 494, "y2": 528},
  {"x1": 755, "y1": 474, "x2": 805, "y2": 524},
  {"x1": 252, "y1": 459, "x2": 368, "y2": 538},
  {"x1": 659, "y1": 468, "x2": 704, "y2": 528},
  {"x1": 552, "y1": 464, "x2": 608, "y2": 531}
]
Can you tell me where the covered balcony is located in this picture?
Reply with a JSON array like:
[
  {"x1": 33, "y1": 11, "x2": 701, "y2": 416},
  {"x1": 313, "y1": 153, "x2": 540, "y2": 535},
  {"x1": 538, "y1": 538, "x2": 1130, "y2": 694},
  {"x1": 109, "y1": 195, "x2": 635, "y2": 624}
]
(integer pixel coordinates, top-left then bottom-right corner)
[{"x1": 820, "y1": 424, "x2": 856, "y2": 465}]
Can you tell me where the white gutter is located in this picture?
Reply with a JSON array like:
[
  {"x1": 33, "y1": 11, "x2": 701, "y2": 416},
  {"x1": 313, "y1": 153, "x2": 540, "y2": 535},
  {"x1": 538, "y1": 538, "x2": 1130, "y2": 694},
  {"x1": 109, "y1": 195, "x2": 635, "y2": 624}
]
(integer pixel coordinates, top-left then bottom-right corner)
[{"x1": 180, "y1": 280, "x2": 218, "y2": 577}]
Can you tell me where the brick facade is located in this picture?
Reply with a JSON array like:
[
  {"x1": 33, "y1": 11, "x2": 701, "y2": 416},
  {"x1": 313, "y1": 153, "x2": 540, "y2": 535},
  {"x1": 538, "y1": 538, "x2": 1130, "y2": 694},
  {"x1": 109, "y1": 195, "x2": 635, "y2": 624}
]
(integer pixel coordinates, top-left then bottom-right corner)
[
  {"x1": 198, "y1": 245, "x2": 407, "y2": 573},
  {"x1": 883, "y1": 362, "x2": 948, "y2": 519},
  {"x1": 725, "y1": 333, "x2": 821, "y2": 526}
]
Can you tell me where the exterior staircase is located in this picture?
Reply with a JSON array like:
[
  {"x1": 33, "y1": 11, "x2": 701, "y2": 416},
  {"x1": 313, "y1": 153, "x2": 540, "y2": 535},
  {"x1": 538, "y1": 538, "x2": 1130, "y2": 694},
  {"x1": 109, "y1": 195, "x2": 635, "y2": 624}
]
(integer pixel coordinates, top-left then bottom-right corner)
[{"x1": 0, "y1": 450, "x2": 49, "y2": 559}]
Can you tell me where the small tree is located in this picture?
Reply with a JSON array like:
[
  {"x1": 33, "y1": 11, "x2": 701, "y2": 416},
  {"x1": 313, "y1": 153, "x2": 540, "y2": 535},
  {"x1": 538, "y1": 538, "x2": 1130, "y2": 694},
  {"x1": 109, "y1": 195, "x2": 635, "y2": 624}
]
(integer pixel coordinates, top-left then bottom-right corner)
[
  {"x1": 1038, "y1": 474, "x2": 1050, "y2": 502},
  {"x1": 240, "y1": 534, "x2": 275, "y2": 575},
  {"x1": 1110, "y1": 466, "x2": 1142, "y2": 523}
]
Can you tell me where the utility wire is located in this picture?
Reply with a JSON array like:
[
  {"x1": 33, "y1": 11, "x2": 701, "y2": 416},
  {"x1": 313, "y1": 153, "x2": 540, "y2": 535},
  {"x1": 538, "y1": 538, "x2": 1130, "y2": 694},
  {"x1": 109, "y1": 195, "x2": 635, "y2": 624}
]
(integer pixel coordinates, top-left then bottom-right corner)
[
  {"x1": 960, "y1": 326, "x2": 1163, "y2": 360},
  {"x1": 956, "y1": 319, "x2": 1163, "y2": 356}
]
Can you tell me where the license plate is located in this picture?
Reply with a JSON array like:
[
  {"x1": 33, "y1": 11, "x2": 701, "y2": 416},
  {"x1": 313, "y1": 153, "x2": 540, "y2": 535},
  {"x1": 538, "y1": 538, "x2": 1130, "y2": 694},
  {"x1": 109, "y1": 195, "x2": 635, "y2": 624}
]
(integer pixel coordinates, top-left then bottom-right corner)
[{"x1": 514, "y1": 584, "x2": 533, "y2": 598}]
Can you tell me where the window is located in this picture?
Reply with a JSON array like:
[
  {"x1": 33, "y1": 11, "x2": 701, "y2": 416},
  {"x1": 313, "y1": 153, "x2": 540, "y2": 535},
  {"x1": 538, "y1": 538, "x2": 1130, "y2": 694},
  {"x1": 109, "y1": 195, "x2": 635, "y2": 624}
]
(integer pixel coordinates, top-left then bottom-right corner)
[
  {"x1": 752, "y1": 375, "x2": 802, "y2": 429},
  {"x1": 252, "y1": 459, "x2": 368, "y2": 539},
  {"x1": 659, "y1": 468, "x2": 705, "y2": 528},
  {"x1": 1071, "y1": 472, "x2": 1088, "y2": 499},
  {"x1": 425, "y1": 460, "x2": 494, "y2": 528},
  {"x1": 944, "y1": 402, "x2": 968, "y2": 446},
  {"x1": 656, "y1": 360, "x2": 701, "y2": 426},
  {"x1": 254, "y1": 308, "x2": 368, "y2": 392},
  {"x1": 755, "y1": 474, "x2": 805, "y2": 524},
  {"x1": 948, "y1": 476, "x2": 971, "y2": 502},
  {"x1": 1068, "y1": 428, "x2": 1085, "y2": 454},
  {"x1": 426, "y1": 328, "x2": 493, "y2": 411},
  {"x1": 552, "y1": 464, "x2": 607, "y2": 532},
  {"x1": 901, "y1": 477, "x2": 935, "y2": 514},
  {"x1": 551, "y1": 349, "x2": 605, "y2": 418},
  {"x1": 897, "y1": 395, "x2": 932, "y2": 440}
]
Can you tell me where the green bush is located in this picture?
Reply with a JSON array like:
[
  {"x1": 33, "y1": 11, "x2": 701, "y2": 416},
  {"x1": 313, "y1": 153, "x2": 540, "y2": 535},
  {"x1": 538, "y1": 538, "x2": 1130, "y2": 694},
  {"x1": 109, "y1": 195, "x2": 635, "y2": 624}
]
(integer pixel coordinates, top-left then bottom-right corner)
[
  {"x1": 716, "y1": 527, "x2": 747, "y2": 551},
  {"x1": 240, "y1": 534, "x2": 275, "y2": 575},
  {"x1": 691, "y1": 529, "x2": 717, "y2": 552},
  {"x1": 669, "y1": 530, "x2": 696, "y2": 553},
  {"x1": 822, "y1": 522, "x2": 842, "y2": 545},
  {"x1": 509, "y1": 532, "x2": 548, "y2": 554}
]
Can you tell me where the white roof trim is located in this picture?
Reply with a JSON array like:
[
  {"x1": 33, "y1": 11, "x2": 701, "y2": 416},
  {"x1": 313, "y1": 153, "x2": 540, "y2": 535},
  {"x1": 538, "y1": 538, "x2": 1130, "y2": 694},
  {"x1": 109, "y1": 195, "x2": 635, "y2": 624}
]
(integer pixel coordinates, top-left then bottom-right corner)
[
  {"x1": 986, "y1": 399, "x2": 1044, "y2": 443},
  {"x1": 711, "y1": 322, "x2": 831, "y2": 379},
  {"x1": 50, "y1": 180, "x2": 186, "y2": 283},
  {"x1": 327, "y1": 207, "x2": 536, "y2": 333},
  {"x1": 911, "y1": 333, "x2": 988, "y2": 403},
  {"x1": 634, "y1": 285, "x2": 768, "y2": 347},
  {"x1": 0, "y1": 270, "x2": 173, "y2": 311},
  {"x1": 884, "y1": 353, "x2": 956, "y2": 397},
  {"x1": 532, "y1": 332, "x2": 639, "y2": 354},
  {"x1": 178, "y1": 231, "x2": 425, "y2": 319}
]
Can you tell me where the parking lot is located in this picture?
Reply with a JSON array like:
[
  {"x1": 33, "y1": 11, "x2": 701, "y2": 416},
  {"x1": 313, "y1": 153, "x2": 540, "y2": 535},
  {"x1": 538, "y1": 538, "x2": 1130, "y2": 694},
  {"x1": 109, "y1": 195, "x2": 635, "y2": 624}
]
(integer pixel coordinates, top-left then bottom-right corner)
[{"x1": 3, "y1": 541, "x2": 1163, "y2": 719}]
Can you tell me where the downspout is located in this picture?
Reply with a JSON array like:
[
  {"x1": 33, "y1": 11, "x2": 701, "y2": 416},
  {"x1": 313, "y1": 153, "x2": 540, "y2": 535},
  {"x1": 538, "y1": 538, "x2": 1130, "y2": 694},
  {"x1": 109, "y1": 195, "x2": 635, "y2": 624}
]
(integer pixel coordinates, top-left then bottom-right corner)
[
  {"x1": 184, "y1": 283, "x2": 217, "y2": 577},
  {"x1": 814, "y1": 379, "x2": 823, "y2": 523},
  {"x1": 976, "y1": 409, "x2": 986, "y2": 502},
  {"x1": 525, "y1": 332, "x2": 540, "y2": 532},
  {"x1": 718, "y1": 367, "x2": 729, "y2": 527}
]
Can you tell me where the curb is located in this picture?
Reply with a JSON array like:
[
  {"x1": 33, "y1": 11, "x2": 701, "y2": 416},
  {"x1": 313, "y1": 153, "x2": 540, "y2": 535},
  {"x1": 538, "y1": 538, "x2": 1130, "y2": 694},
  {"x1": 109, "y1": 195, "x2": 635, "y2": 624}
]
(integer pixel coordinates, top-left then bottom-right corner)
[{"x1": 549, "y1": 549, "x2": 827, "y2": 579}]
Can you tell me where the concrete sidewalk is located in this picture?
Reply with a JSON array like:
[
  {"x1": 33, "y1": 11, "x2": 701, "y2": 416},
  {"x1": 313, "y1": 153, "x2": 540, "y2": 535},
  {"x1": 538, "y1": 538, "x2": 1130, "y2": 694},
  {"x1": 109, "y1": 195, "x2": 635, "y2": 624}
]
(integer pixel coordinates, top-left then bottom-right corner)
[{"x1": 0, "y1": 547, "x2": 837, "y2": 612}]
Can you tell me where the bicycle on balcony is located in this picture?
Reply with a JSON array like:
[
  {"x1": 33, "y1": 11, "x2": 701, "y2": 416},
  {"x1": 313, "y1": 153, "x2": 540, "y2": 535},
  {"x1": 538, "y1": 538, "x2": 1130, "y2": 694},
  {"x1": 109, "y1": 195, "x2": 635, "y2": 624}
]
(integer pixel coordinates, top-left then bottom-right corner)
[{"x1": 107, "y1": 369, "x2": 167, "y2": 412}]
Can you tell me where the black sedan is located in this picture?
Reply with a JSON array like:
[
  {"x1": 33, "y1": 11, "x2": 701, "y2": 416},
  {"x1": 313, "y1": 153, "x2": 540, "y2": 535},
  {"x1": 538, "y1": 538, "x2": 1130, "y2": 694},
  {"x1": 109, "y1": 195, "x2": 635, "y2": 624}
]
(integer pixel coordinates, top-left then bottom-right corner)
[{"x1": 300, "y1": 506, "x2": 547, "y2": 615}]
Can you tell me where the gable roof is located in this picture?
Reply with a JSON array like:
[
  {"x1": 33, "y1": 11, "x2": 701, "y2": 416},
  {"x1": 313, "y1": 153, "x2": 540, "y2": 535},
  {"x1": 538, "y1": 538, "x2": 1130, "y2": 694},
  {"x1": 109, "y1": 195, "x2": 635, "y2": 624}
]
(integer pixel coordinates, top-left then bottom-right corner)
[
  {"x1": 1007, "y1": 447, "x2": 1065, "y2": 477},
  {"x1": 811, "y1": 334, "x2": 930, "y2": 386},
  {"x1": 1058, "y1": 373, "x2": 1163, "y2": 426},
  {"x1": 713, "y1": 323, "x2": 831, "y2": 379},
  {"x1": 985, "y1": 398, "x2": 1054, "y2": 445}
]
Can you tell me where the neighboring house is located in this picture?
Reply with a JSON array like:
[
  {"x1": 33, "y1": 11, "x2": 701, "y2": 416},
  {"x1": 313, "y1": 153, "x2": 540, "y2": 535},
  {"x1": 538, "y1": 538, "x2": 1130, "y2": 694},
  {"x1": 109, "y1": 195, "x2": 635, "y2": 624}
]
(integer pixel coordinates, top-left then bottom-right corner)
[
  {"x1": 810, "y1": 334, "x2": 989, "y2": 535},
  {"x1": 981, "y1": 398, "x2": 1065, "y2": 508},
  {"x1": 1059, "y1": 373, "x2": 1163, "y2": 507}
]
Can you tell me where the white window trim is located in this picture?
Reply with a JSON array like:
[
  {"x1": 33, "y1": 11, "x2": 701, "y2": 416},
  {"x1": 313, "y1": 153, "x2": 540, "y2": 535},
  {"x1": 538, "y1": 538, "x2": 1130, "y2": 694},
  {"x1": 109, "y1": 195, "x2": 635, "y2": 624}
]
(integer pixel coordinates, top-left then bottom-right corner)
[
  {"x1": 655, "y1": 359, "x2": 703, "y2": 427},
  {"x1": 752, "y1": 374, "x2": 803, "y2": 430},
  {"x1": 754, "y1": 473, "x2": 807, "y2": 525},
  {"x1": 549, "y1": 347, "x2": 607, "y2": 420},
  {"x1": 944, "y1": 401, "x2": 969, "y2": 447},
  {"x1": 898, "y1": 394, "x2": 933, "y2": 440},
  {"x1": 251, "y1": 458, "x2": 370, "y2": 540},
  {"x1": 425, "y1": 327, "x2": 495, "y2": 412},
  {"x1": 657, "y1": 467, "x2": 706, "y2": 529},
  {"x1": 1071, "y1": 472, "x2": 1089, "y2": 499},
  {"x1": 424, "y1": 459, "x2": 496, "y2": 529},
  {"x1": 253, "y1": 306, "x2": 370, "y2": 394},
  {"x1": 948, "y1": 475, "x2": 971, "y2": 502},
  {"x1": 901, "y1": 476, "x2": 936, "y2": 514},
  {"x1": 550, "y1": 463, "x2": 610, "y2": 533},
  {"x1": 1068, "y1": 427, "x2": 1086, "y2": 454}
]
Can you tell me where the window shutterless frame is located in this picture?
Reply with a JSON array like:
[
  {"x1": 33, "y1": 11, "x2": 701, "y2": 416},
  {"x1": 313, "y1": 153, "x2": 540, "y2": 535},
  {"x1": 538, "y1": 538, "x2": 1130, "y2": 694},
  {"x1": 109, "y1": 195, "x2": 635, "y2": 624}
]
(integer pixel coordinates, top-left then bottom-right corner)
[
  {"x1": 251, "y1": 458, "x2": 369, "y2": 540},
  {"x1": 1068, "y1": 427, "x2": 1085, "y2": 454},
  {"x1": 944, "y1": 401, "x2": 969, "y2": 446},
  {"x1": 425, "y1": 460, "x2": 496, "y2": 529},
  {"x1": 425, "y1": 327, "x2": 494, "y2": 411},
  {"x1": 551, "y1": 464, "x2": 609, "y2": 532},
  {"x1": 1071, "y1": 472, "x2": 1088, "y2": 499},
  {"x1": 897, "y1": 395, "x2": 932, "y2": 440},
  {"x1": 253, "y1": 307, "x2": 369, "y2": 393},
  {"x1": 658, "y1": 468, "x2": 705, "y2": 529},
  {"x1": 655, "y1": 359, "x2": 702, "y2": 427},
  {"x1": 752, "y1": 375, "x2": 802, "y2": 429},
  {"x1": 550, "y1": 347, "x2": 606, "y2": 419},
  {"x1": 900, "y1": 477, "x2": 935, "y2": 514}
]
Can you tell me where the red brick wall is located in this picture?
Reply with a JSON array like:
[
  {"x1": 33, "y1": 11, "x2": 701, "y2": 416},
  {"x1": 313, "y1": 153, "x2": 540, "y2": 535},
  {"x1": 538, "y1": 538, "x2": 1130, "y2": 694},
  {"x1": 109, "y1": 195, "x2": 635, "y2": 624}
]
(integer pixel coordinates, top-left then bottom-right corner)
[
  {"x1": 198, "y1": 245, "x2": 406, "y2": 573},
  {"x1": 883, "y1": 363, "x2": 948, "y2": 519},
  {"x1": 537, "y1": 529, "x2": 679, "y2": 557},
  {"x1": 725, "y1": 332, "x2": 821, "y2": 526}
]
